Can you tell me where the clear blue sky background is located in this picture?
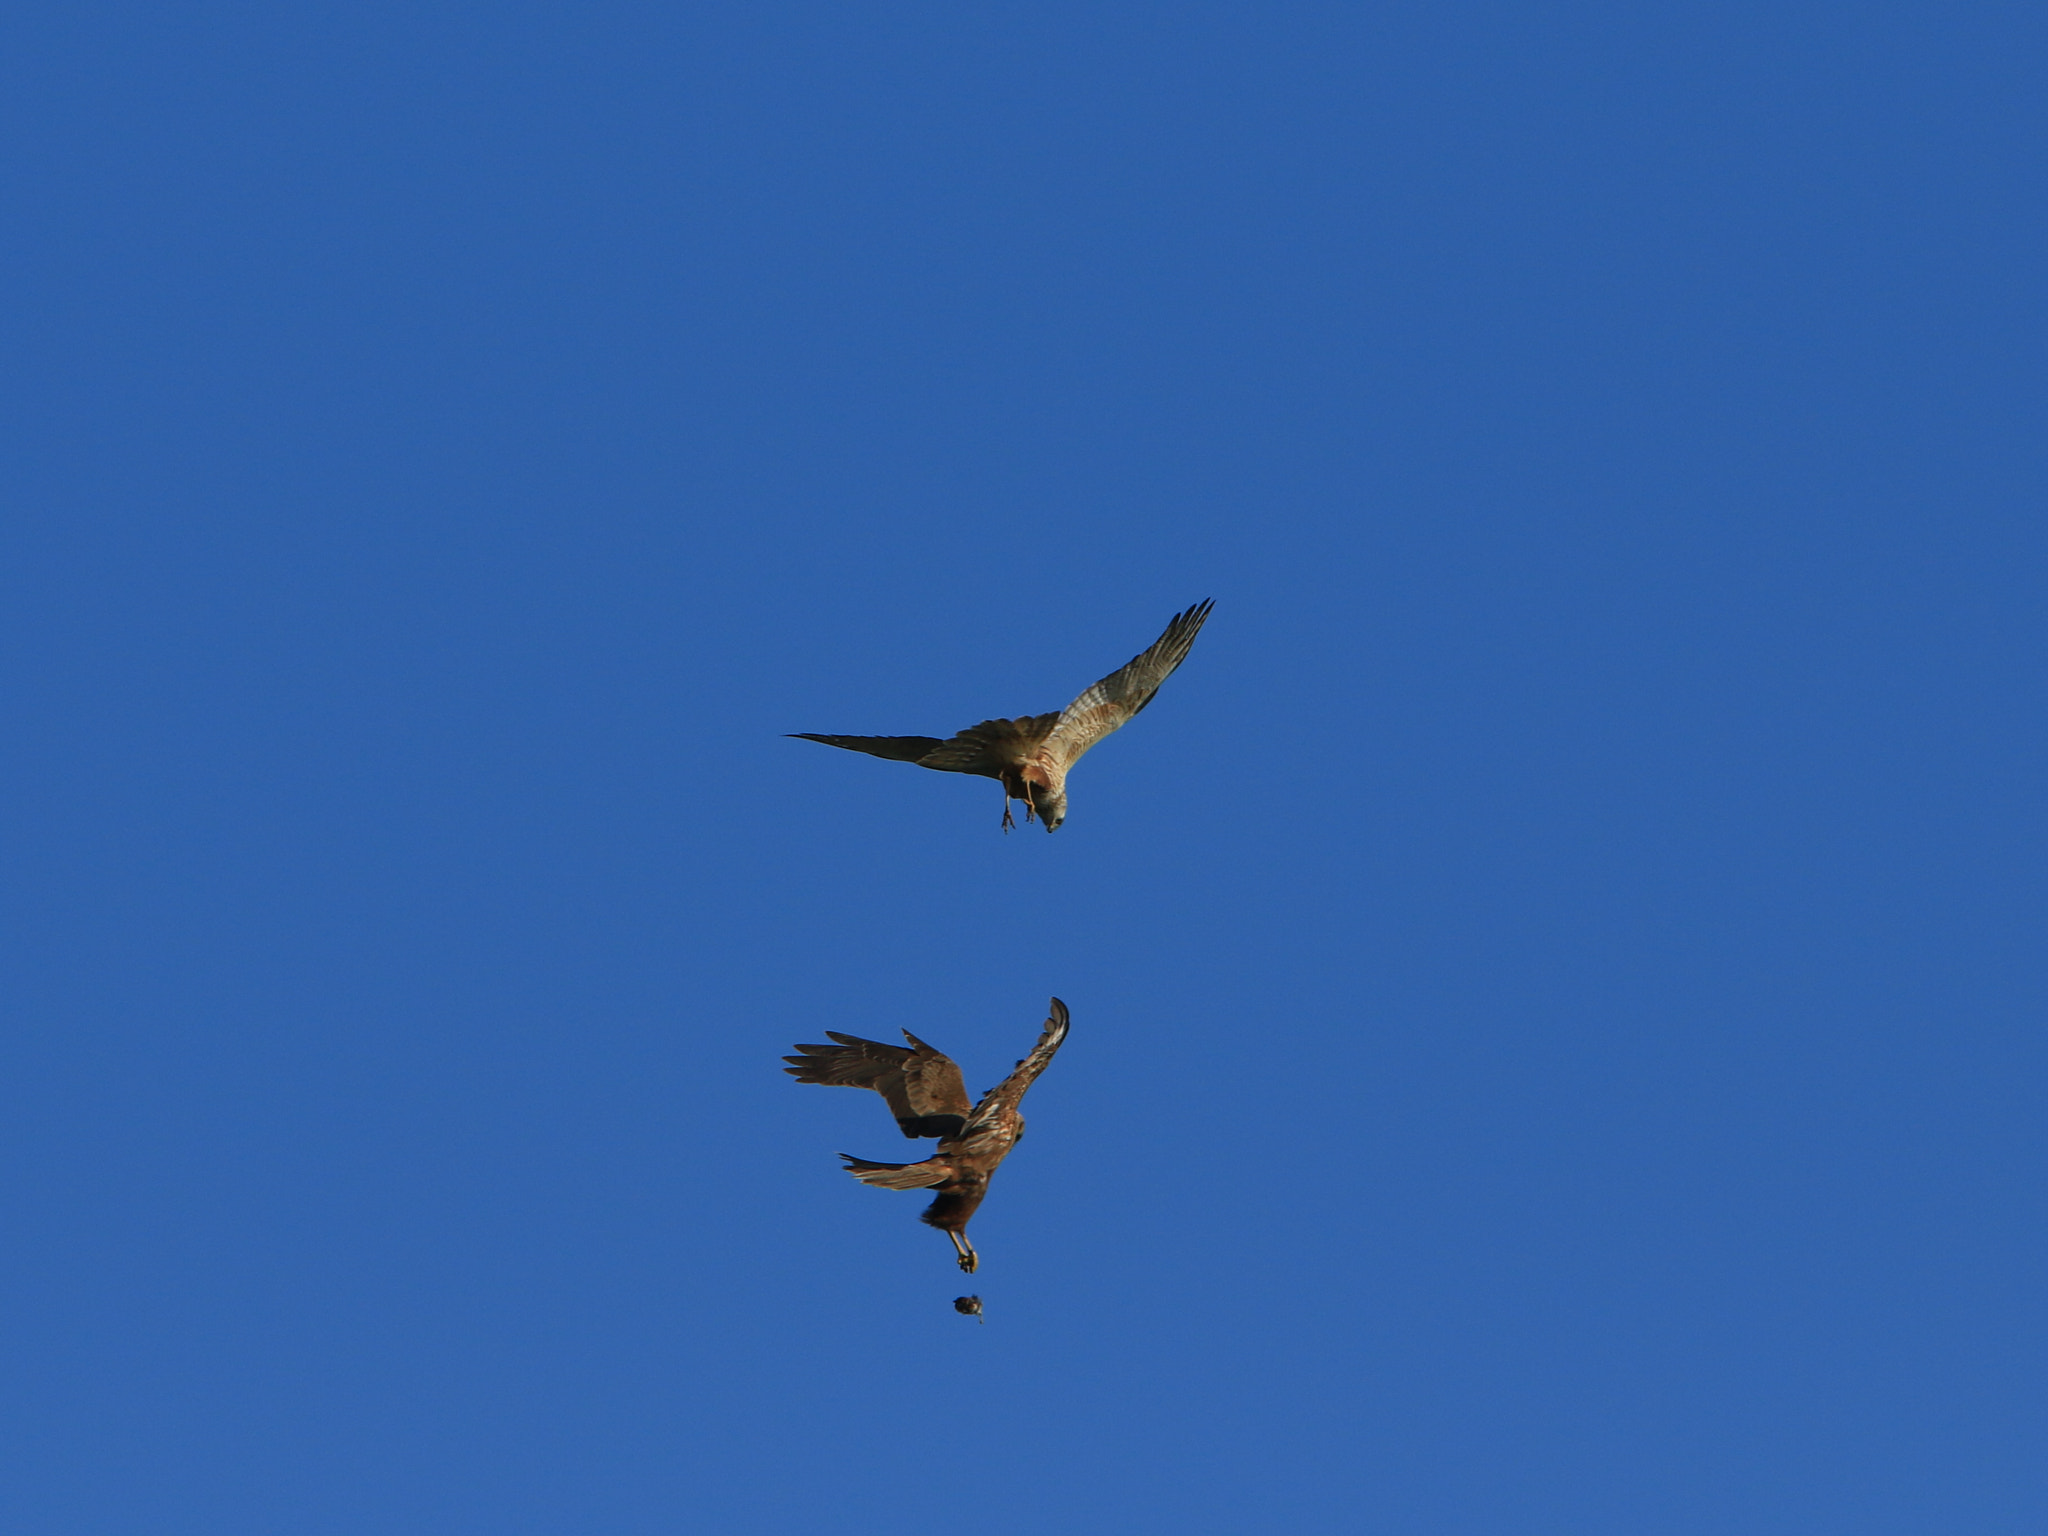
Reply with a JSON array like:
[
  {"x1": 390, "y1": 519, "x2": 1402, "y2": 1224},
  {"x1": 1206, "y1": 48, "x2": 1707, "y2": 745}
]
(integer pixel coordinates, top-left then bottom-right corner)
[{"x1": 3, "y1": 4, "x2": 2043, "y2": 1532}]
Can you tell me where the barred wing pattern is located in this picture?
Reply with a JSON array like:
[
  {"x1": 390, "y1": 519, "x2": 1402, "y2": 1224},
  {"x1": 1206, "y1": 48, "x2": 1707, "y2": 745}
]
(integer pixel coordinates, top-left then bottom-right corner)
[
  {"x1": 1044, "y1": 600, "x2": 1214, "y2": 768},
  {"x1": 964, "y1": 998, "x2": 1071, "y2": 1132}
]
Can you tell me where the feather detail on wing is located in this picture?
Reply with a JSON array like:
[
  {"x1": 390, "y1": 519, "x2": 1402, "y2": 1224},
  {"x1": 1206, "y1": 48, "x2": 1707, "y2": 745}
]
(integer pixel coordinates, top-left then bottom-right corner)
[
  {"x1": 966, "y1": 998, "x2": 1071, "y2": 1129},
  {"x1": 784, "y1": 1031, "x2": 972, "y2": 1138},
  {"x1": 789, "y1": 716, "x2": 1058, "y2": 778},
  {"x1": 915, "y1": 715, "x2": 1060, "y2": 775},
  {"x1": 841, "y1": 1154, "x2": 953, "y2": 1189},
  {"x1": 1045, "y1": 600, "x2": 1213, "y2": 766}
]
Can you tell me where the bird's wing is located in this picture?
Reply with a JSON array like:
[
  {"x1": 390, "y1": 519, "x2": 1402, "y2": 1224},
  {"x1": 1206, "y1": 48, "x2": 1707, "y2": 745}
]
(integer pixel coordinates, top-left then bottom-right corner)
[
  {"x1": 915, "y1": 714, "x2": 1062, "y2": 776},
  {"x1": 789, "y1": 733, "x2": 947, "y2": 763},
  {"x1": 783, "y1": 1031, "x2": 971, "y2": 1138},
  {"x1": 897, "y1": 1030, "x2": 974, "y2": 1123},
  {"x1": 1043, "y1": 601, "x2": 1213, "y2": 767},
  {"x1": 841, "y1": 1153, "x2": 953, "y2": 1189},
  {"x1": 966, "y1": 998, "x2": 1071, "y2": 1128},
  {"x1": 789, "y1": 716, "x2": 1058, "y2": 779}
]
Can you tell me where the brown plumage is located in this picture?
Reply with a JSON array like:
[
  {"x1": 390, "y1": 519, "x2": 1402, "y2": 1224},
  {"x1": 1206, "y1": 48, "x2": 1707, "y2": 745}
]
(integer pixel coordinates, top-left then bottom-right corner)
[
  {"x1": 792, "y1": 601, "x2": 1212, "y2": 831},
  {"x1": 783, "y1": 998, "x2": 1071, "y2": 1272}
]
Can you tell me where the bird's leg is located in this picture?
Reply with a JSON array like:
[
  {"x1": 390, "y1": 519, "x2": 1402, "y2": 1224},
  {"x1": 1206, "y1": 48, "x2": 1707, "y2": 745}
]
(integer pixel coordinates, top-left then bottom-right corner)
[
  {"x1": 948, "y1": 1231, "x2": 979, "y2": 1273},
  {"x1": 1001, "y1": 797, "x2": 1016, "y2": 833}
]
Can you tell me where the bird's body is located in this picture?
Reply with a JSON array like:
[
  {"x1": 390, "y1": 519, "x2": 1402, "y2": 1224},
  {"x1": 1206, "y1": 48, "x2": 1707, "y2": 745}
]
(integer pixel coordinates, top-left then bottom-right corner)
[
  {"x1": 783, "y1": 999, "x2": 1071, "y2": 1272},
  {"x1": 793, "y1": 601, "x2": 1212, "y2": 831}
]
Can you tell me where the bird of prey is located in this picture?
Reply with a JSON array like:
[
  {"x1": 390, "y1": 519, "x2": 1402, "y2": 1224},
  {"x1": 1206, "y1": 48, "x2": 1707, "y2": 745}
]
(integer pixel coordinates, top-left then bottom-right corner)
[
  {"x1": 783, "y1": 998, "x2": 1071, "y2": 1273},
  {"x1": 792, "y1": 600, "x2": 1213, "y2": 831}
]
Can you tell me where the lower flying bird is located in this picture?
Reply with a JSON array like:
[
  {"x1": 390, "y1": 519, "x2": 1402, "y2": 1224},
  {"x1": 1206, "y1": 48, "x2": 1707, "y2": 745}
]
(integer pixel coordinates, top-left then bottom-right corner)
[
  {"x1": 784, "y1": 998, "x2": 1071, "y2": 1272},
  {"x1": 792, "y1": 601, "x2": 1212, "y2": 831}
]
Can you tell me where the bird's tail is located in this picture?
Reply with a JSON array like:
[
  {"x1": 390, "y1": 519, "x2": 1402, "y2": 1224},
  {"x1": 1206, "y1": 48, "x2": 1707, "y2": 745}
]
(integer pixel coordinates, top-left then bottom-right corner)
[{"x1": 840, "y1": 1154, "x2": 950, "y2": 1190}]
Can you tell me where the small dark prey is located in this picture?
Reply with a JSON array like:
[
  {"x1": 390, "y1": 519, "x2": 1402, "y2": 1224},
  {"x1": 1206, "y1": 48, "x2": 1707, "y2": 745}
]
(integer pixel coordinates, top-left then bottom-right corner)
[
  {"x1": 784, "y1": 998, "x2": 1071, "y2": 1272},
  {"x1": 953, "y1": 1295, "x2": 984, "y2": 1323},
  {"x1": 792, "y1": 601, "x2": 1212, "y2": 831}
]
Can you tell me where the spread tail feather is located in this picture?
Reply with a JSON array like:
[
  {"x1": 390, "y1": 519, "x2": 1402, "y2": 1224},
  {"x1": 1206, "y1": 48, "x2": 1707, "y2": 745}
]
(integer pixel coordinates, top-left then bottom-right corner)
[{"x1": 840, "y1": 1154, "x2": 950, "y2": 1190}]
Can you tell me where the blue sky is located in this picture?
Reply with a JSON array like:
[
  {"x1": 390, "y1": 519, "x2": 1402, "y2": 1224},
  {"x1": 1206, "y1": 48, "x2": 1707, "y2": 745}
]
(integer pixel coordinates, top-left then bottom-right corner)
[{"x1": 3, "y1": 3, "x2": 2044, "y2": 1532}]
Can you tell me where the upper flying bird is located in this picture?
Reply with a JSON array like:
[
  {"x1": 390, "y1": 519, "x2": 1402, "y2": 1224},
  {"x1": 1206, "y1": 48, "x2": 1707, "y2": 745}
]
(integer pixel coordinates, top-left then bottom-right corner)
[
  {"x1": 783, "y1": 998, "x2": 1071, "y2": 1272},
  {"x1": 792, "y1": 601, "x2": 1213, "y2": 831}
]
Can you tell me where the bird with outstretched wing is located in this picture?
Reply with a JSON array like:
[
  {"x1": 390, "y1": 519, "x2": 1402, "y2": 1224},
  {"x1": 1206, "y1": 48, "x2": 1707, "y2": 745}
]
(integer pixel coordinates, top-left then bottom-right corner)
[
  {"x1": 792, "y1": 601, "x2": 1212, "y2": 831},
  {"x1": 783, "y1": 999, "x2": 1071, "y2": 1272}
]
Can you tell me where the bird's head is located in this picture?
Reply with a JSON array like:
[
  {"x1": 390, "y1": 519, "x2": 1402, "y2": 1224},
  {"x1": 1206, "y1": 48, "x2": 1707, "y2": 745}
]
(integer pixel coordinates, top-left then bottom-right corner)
[{"x1": 1032, "y1": 786, "x2": 1066, "y2": 832}]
